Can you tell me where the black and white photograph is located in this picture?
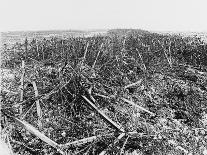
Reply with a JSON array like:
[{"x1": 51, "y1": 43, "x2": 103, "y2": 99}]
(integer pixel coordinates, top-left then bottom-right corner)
[{"x1": 1, "y1": 0, "x2": 207, "y2": 154}]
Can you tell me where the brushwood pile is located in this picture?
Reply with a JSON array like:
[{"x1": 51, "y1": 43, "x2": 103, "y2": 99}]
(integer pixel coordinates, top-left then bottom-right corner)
[{"x1": 1, "y1": 29, "x2": 207, "y2": 154}]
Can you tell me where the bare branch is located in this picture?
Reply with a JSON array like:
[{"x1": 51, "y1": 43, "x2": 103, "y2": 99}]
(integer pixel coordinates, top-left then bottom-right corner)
[
  {"x1": 82, "y1": 95, "x2": 124, "y2": 132},
  {"x1": 121, "y1": 98, "x2": 155, "y2": 116},
  {"x1": 124, "y1": 79, "x2": 142, "y2": 89},
  {"x1": 99, "y1": 133, "x2": 125, "y2": 155},
  {"x1": 63, "y1": 133, "x2": 114, "y2": 148},
  {"x1": 92, "y1": 43, "x2": 103, "y2": 68}
]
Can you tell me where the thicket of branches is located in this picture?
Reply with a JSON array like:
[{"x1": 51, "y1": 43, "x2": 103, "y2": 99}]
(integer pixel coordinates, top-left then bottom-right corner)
[{"x1": 1, "y1": 29, "x2": 207, "y2": 155}]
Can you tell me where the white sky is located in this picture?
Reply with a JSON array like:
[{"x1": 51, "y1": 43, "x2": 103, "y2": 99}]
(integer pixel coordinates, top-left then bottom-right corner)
[{"x1": 0, "y1": 0, "x2": 207, "y2": 32}]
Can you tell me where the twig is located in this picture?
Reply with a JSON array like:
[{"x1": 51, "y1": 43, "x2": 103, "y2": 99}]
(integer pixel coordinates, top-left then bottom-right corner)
[
  {"x1": 42, "y1": 44, "x2": 45, "y2": 60},
  {"x1": 75, "y1": 144, "x2": 92, "y2": 155},
  {"x1": 121, "y1": 98, "x2": 155, "y2": 116},
  {"x1": 127, "y1": 131, "x2": 149, "y2": 137},
  {"x1": 21, "y1": 102, "x2": 35, "y2": 120},
  {"x1": 119, "y1": 135, "x2": 129, "y2": 155},
  {"x1": 136, "y1": 48, "x2": 146, "y2": 71},
  {"x1": 168, "y1": 139, "x2": 188, "y2": 154},
  {"x1": 168, "y1": 41, "x2": 173, "y2": 67},
  {"x1": 27, "y1": 56, "x2": 42, "y2": 65},
  {"x1": 61, "y1": 40, "x2": 64, "y2": 60},
  {"x1": 63, "y1": 133, "x2": 114, "y2": 148},
  {"x1": 98, "y1": 58, "x2": 117, "y2": 70},
  {"x1": 99, "y1": 133, "x2": 125, "y2": 155},
  {"x1": 144, "y1": 91, "x2": 160, "y2": 105},
  {"x1": 83, "y1": 145, "x2": 93, "y2": 155},
  {"x1": 162, "y1": 42, "x2": 172, "y2": 68},
  {"x1": 82, "y1": 95, "x2": 124, "y2": 132},
  {"x1": 94, "y1": 93, "x2": 111, "y2": 99},
  {"x1": 82, "y1": 42, "x2": 89, "y2": 65},
  {"x1": 124, "y1": 79, "x2": 142, "y2": 89},
  {"x1": 7, "y1": 135, "x2": 14, "y2": 155},
  {"x1": 36, "y1": 42, "x2": 40, "y2": 59},
  {"x1": 1, "y1": 89, "x2": 18, "y2": 95},
  {"x1": 165, "y1": 74, "x2": 205, "y2": 93},
  {"x1": 92, "y1": 43, "x2": 103, "y2": 69},
  {"x1": 186, "y1": 67, "x2": 207, "y2": 79}
]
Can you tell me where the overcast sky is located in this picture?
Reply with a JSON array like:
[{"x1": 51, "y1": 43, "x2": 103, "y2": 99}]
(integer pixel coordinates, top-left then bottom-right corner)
[{"x1": 0, "y1": 0, "x2": 207, "y2": 32}]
